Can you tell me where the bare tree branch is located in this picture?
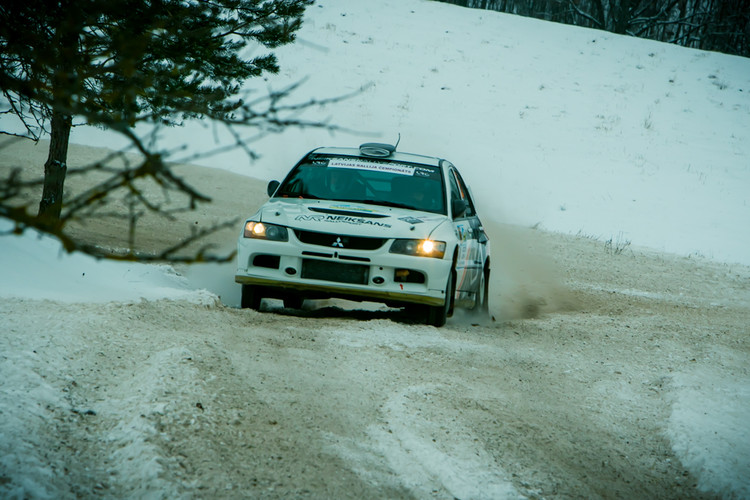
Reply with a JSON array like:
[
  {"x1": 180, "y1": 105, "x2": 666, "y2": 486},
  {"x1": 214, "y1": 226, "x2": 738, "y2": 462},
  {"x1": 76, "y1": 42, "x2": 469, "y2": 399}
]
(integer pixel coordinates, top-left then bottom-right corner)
[{"x1": 1, "y1": 80, "x2": 360, "y2": 263}]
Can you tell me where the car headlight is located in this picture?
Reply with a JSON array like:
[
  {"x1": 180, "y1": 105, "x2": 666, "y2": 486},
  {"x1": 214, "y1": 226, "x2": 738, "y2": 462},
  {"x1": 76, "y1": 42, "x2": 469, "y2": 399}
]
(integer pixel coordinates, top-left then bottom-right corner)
[
  {"x1": 389, "y1": 239, "x2": 446, "y2": 259},
  {"x1": 243, "y1": 221, "x2": 289, "y2": 241}
]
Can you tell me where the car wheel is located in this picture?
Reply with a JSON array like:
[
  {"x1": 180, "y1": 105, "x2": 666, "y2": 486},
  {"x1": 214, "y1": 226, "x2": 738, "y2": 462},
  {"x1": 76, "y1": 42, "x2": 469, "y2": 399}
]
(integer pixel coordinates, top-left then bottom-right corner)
[
  {"x1": 283, "y1": 295, "x2": 304, "y2": 309},
  {"x1": 240, "y1": 284, "x2": 262, "y2": 310},
  {"x1": 426, "y1": 269, "x2": 454, "y2": 327},
  {"x1": 472, "y1": 264, "x2": 490, "y2": 315}
]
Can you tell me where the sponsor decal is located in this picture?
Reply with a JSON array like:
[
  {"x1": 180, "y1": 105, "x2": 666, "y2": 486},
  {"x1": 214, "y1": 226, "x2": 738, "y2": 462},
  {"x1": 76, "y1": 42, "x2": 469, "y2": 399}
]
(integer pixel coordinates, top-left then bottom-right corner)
[
  {"x1": 414, "y1": 167, "x2": 435, "y2": 178},
  {"x1": 328, "y1": 203, "x2": 378, "y2": 213},
  {"x1": 328, "y1": 158, "x2": 415, "y2": 176},
  {"x1": 398, "y1": 216, "x2": 424, "y2": 224},
  {"x1": 456, "y1": 222, "x2": 470, "y2": 241},
  {"x1": 295, "y1": 214, "x2": 392, "y2": 228}
]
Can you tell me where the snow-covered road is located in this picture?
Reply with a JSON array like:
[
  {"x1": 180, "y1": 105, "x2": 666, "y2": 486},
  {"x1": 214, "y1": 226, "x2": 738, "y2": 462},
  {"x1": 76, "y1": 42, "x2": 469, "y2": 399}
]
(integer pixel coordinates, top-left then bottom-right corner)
[
  {"x1": 3, "y1": 220, "x2": 748, "y2": 499},
  {"x1": 2, "y1": 145, "x2": 748, "y2": 499}
]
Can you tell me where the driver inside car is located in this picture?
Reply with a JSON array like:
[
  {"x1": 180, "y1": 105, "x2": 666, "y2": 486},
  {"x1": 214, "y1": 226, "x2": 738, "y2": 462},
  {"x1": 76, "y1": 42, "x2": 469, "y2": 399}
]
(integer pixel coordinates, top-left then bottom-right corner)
[{"x1": 325, "y1": 167, "x2": 365, "y2": 198}]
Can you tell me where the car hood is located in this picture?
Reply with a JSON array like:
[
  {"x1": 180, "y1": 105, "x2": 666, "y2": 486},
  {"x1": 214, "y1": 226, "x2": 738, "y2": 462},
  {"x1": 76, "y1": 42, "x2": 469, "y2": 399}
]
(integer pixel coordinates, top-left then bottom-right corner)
[{"x1": 257, "y1": 198, "x2": 448, "y2": 239}]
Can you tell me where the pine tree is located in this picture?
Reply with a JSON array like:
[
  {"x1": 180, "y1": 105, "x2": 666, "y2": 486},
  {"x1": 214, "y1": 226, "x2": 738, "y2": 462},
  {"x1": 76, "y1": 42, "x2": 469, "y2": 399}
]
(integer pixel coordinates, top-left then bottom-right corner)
[
  {"x1": 1, "y1": 0, "x2": 312, "y2": 226},
  {"x1": 0, "y1": 0, "x2": 346, "y2": 262}
]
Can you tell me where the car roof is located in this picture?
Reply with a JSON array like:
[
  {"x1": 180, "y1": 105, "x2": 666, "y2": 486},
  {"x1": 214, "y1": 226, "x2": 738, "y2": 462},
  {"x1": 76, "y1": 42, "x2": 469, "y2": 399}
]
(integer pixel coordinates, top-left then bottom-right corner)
[{"x1": 310, "y1": 146, "x2": 447, "y2": 168}]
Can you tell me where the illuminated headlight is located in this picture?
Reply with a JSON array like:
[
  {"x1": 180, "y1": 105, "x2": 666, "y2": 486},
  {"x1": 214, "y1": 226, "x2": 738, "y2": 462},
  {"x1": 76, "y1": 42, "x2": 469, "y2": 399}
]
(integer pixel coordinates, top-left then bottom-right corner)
[
  {"x1": 243, "y1": 221, "x2": 288, "y2": 241},
  {"x1": 389, "y1": 239, "x2": 446, "y2": 259}
]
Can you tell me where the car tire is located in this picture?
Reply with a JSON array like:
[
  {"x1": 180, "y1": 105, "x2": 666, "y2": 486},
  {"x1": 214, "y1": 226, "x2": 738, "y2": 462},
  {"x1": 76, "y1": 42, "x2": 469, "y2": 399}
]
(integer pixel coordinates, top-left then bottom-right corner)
[
  {"x1": 426, "y1": 269, "x2": 454, "y2": 327},
  {"x1": 283, "y1": 295, "x2": 304, "y2": 309},
  {"x1": 472, "y1": 264, "x2": 490, "y2": 315},
  {"x1": 240, "y1": 285, "x2": 262, "y2": 310}
]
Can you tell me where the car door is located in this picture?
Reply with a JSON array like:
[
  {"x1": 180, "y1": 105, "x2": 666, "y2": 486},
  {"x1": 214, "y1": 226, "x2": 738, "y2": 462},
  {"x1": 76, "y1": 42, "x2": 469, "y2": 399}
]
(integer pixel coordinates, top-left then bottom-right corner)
[{"x1": 448, "y1": 168, "x2": 485, "y2": 296}]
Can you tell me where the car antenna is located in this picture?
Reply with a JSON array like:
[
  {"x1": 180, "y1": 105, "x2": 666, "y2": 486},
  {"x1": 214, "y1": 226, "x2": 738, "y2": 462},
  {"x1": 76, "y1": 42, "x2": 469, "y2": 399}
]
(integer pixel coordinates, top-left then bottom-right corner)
[{"x1": 394, "y1": 133, "x2": 401, "y2": 151}]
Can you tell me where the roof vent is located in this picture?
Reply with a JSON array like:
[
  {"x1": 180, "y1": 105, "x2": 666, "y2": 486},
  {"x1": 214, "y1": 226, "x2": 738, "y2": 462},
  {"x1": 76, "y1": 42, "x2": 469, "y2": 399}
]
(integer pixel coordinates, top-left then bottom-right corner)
[{"x1": 359, "y1": 143, "x2": 396, "y2": 157}]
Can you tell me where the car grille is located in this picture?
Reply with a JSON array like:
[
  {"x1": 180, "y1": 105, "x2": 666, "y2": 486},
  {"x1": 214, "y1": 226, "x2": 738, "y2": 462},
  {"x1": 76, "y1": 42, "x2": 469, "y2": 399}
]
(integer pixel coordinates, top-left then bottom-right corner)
[
  {"x1": 294, "y1": 230, "x2": 386, "y2": 250},
  {"x1": 301, "y1": 259, "x2": 369, "y2": 285}
]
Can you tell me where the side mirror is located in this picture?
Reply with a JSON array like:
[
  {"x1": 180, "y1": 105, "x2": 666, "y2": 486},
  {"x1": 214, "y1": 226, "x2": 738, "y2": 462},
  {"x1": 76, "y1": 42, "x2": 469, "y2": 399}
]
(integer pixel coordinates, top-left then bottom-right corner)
[
  {"x1": 451, "y1": 198, "x2": 468, "y2": 219},
  {"x1": 267, "y1": 180, "x2": 280, "y2": 197}
]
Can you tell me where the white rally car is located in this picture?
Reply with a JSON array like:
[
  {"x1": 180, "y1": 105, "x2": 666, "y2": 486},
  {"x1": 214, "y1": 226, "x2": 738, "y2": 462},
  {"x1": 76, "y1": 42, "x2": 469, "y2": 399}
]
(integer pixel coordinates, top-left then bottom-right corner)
[{"x1": 235, "y1": 143, "x2": 490, "y2": 326}]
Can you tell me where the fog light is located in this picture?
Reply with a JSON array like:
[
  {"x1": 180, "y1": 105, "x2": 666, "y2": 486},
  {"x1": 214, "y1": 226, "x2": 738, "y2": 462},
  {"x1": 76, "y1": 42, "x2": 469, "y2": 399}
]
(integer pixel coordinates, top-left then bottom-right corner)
[
  {"x1": 253, "y1": 255, "x2": 280, "y2": 269},
  {"x1": 372, "y1": 276, "x2": 385, "y2": 285},
  {"x1": 285, "y1": 267, "x2": 297, "y2": 275},
  {"x1": 394, "y1": 268, "x2": 425, "y2": 284}
]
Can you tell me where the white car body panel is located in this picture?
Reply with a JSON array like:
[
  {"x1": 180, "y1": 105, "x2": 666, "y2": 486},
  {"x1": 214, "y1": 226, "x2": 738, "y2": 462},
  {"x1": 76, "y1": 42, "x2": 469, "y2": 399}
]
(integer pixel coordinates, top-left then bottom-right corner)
[{"x1": 235, "y1": 145, "x2": 490, "y2": 319}]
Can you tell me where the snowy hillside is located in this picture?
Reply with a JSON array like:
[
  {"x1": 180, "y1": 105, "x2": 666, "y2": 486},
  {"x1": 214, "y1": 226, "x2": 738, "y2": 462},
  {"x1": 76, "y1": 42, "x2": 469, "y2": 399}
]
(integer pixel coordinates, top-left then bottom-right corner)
[{"x1": 54, "y1": 0, "x2": 750, "y2": 265}]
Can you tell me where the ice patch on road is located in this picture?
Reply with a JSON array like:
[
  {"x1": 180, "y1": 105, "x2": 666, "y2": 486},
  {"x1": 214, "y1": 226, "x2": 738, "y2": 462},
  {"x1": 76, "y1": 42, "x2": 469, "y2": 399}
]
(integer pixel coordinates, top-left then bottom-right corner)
[
  {"x1": 101, "y1": 346, "x2": 198, "y2": 499},
  {"x1": 330, "y1": 384, "x2": 524, "y2": 499},
  {"x1": 0, "y1": 335, "x2": 69, "y2": 499},
  {"x1": 667, "y1": 361, "x2": 750, "y2": 499},
  {"x1": 333, "y1": 318, "x2": 489, "y2": 353}
]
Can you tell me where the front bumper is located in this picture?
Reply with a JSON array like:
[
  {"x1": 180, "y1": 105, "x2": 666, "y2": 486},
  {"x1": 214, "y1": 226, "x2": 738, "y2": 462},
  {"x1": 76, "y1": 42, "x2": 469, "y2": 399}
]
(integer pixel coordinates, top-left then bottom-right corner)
[{"x1": 235, "y1": 237, "x2": 451, "y2": 307}]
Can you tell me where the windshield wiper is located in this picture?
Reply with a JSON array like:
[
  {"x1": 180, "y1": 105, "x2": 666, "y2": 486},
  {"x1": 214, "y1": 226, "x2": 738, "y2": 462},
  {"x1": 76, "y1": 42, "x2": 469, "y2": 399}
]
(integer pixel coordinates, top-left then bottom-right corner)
[
  {"x1": 276, "y1": 191, "x2": 323, "y2": 200},
  {"x1": 359, "y1": 199, "x2": 415, "y2": 210}
]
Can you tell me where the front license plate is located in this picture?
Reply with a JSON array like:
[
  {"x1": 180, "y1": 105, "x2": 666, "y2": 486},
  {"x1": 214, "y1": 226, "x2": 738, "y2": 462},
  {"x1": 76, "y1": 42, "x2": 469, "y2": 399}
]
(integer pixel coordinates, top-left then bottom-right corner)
[{"x1": 301, "y1": 259, "x2": 369, "y2": 285}]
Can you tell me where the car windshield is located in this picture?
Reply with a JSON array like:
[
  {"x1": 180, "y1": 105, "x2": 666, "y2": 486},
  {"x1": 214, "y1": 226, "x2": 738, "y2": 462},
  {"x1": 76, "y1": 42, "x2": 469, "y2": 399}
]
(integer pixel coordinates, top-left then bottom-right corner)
[{"x1": 274, "y1": 155, "x2": 447, "y2": 215}]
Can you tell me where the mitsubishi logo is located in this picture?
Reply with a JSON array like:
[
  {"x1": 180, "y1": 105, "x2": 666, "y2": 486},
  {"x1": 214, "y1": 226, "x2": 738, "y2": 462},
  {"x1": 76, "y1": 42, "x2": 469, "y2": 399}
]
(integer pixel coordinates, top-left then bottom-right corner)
[{"x1": 332, "y1": 237, "x2": 344, "y2": 248}]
